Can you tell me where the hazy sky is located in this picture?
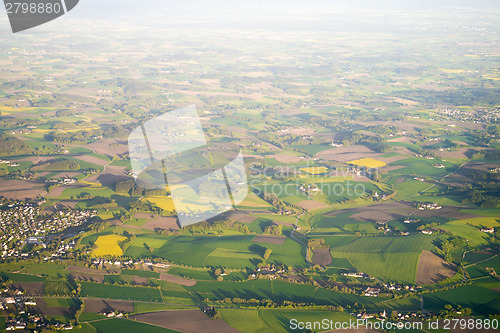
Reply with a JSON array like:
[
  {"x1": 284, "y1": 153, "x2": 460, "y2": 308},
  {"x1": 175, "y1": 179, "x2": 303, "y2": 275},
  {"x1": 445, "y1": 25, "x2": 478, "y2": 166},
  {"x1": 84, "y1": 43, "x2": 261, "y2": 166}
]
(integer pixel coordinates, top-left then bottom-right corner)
[{"x1": 1, "y1": 0, "x2": 499, "y2": 33}]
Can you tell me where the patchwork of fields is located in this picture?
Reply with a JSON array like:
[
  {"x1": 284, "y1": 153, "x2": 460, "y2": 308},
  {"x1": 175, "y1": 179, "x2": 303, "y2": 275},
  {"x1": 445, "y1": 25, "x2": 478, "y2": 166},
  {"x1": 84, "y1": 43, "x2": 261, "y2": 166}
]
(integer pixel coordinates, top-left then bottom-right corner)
[{"x1": 0, "y1": 6, "x2": 499, "y2": 332}]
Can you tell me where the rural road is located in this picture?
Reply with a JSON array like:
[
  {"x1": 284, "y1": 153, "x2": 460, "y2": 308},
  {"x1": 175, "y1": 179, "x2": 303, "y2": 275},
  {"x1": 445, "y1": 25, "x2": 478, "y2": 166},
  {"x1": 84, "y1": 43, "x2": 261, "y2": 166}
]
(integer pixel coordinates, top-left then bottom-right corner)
[
  {"x1": 290, "y1": 212, "x2": 313, "y2": 266},
  {"x1": 411, "y1": 159, "x2": 469, "y2": 198}
]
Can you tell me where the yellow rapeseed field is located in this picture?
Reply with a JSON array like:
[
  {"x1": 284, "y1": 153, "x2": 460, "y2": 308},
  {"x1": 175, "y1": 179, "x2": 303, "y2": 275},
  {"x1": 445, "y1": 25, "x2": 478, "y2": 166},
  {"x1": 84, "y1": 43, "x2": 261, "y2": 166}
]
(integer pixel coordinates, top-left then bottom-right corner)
[
  {"x1": 92, "y1": 234, "x2": 127, "y2": 257},
  {"x1": 347, "y1": 158, "x2": 386, "y2": 168},
  {"x1": 300, "y1": 167, "x2": 328, "y2": 175},
  {"x1": 145, "y1": 196, "x2": 175, "y2": 211}
]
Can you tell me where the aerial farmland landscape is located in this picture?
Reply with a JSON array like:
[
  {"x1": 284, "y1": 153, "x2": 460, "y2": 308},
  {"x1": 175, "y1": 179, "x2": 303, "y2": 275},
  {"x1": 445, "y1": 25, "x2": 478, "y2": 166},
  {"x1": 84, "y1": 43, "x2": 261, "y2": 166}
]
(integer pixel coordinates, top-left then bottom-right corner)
[{"x1": 0, "y1": 0, "x2": 498, "y2": 332}]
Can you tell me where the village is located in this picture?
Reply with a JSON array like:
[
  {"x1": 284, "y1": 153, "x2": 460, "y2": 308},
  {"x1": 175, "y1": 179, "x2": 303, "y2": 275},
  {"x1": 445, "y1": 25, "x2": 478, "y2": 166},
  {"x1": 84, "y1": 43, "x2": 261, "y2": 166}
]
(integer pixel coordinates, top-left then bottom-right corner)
[{"x1": 0, "y1": 199, "x2": 95, "y2": 259}]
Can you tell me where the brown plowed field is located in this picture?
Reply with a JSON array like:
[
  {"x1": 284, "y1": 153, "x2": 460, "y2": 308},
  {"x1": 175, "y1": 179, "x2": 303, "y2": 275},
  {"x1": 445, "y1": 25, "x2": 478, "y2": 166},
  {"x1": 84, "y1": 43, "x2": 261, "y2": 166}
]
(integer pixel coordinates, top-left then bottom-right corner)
[
  {"x1": 30, "y1": 298, "x2": 75, "y2": 317},
  {"x1": 312, "y1": 248, "x2": 332, "y2": 266},
  {"x1": 84, "y1": 299, "x2": 134, "y2": 313},
  {"x1": 416, "y1": 250, "x2": 456, "y2": 285},
  {"x1": 10, "y1": 282, "x2": 44, "y2": 295},
  {"x1": 142, "y1": 216, "x2": 179, "y2": 231},
  {"x1": 66, "y1": 266, "x2": 121, "y2": 275},
  {"x1": 159, "y1": 272, "x2": 197, "y2": 286},
  {"x1": 297, "y1": 199, "x2": 328, "y2": 210},
  {"x1": 130, "y1": 310, "x2": 239, "y2": 333},
  {"x1": 315, "y1": 145, "x2": 378, "y2": 162},
  {"x1": 252, "y1": 235, "x2": 286, "y2": 245}
]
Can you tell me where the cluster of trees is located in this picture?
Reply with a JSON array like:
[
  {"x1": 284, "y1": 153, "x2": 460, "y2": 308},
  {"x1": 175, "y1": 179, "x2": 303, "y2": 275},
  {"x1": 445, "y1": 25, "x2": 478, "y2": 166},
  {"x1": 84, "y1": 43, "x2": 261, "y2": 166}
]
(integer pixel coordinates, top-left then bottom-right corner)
[
  {"x1": 469, "y1": 171, "x2": 500, "y2": 181},
  {"x1": 367, "y1": 125, "x2": 397, "y2": 135},
  {"x1": 471, "y1": 149, "x2": 500, "y2": 160},
  {"x1": 44, "y1": 130, "x2": 99, "y2": 144},
  {"x1": 0, "y1": 134, "x2": 41, "y2": 156},
  {"x1": 263, "y1": 224, "x2": 282, "y2": 236},
  {"x1": 261, "y1": 192, "x2": 304, "y2": 215},
  {"x1": 32, "y1": 159, "x2": 80, "y2": 171},
  {"x1": 307, "y1": 238, "x2": 326, "y2": 250},
  {"x1": 457, "y1": 182, "x2": 500, "y2": 208},
  {"x1": 100, "y1": 78, "x2": 152, "y2": 95},
  {"x1": 119, "y1": 232, "x2": 136, "y2": 253},
  {"x1": 467, "y1": 129, "x2": 494, "y2": 147},
  {"x1": 100, "y1": 123, "x2": 133, "y2": 139},
  {"x1": 205, "y1": 125, "x2": 233, "y2": 138},
  {"x1": 263, "y1": 248, "x2": 272, "y2": 261},
  {"x1": 129, "y1": 200, "x2": 168, "y2": 215},
  {"x1": 435, "y1": 239, "x2": 454, "y2": 262},
  {"x1": 115, "y1": 179, "x2": 167, "y2": 197},
  {"x1": 43, "y1": 280, "x2": 74, "y2": 296},
  {"x1": 88, "y1": 220, "x2": 112, "y2": 233},
  {"x1": 184, "y1": 219, "x2": 251, "y2": 235},
  {"x1": 415, "y1": 147, "x2": 439, "y2": 159},
  {"x1": 438, "y1": 304, "x2": 472, "y2": 318},
  {"x1": 74, "y1": 299, "x2": 85, "y2": 323},
  {"x1": 340, "y1": 132, "x2": 390, "y2": 153},
  {"x1": 208, "y1": 296, "x2": 344, "y2": 311},
  {"x1": 435, "y1": 236, "x2": 468, "y2": 263},
  {"x1": 85, "y1": 196, "x2": 117, "y2": 209}
]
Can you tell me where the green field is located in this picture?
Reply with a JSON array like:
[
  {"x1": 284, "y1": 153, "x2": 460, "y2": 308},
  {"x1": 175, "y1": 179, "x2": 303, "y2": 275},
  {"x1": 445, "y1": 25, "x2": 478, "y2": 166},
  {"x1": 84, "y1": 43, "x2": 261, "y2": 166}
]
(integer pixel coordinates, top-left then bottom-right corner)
[
  {"x1": 475, "y1": 255, "x2": 500, "y2": 271},
  {"x1": 292, "y1": 144, "x2": 332, "y2": 155},
  {"x1": 188, "y1": 280, "x2": 383, "y2": 307},
  {"x1": 258, "y1": 309, "x2": 355, "y2": 333},
  {"x1": 78, "y1": 313, "x2": 108, "y2": 322},
  {"x1": 167, "y1": 267, "x2": 215, "y2": 281},
  {"x1": 121, "y1": 269, "x2": 160, "y2": 279},
  {"x1": 389, "y1": 157, "x2": 457, "y2": 178},
  {"x1": 220, "y1": 308, "x2": 355, "y2": 333},
  {"x1": 472, "y1": 276, "x2": 500, "y2": 290},
  {"x1": 2, "y1": 272, "x2": 44, "y2": 282},
  {"x1": 330, "y1": 235, "x2": 437, "y2": 283},
  {"x1": 80, "y1": 282, "x2": 162, "y2": 302},
  {"x1": 440, "y1": 217, "x2": 499, "y2": 246},
  {"x1": 127, "y1": 235, "x2": 307, "y2": 269},
  {"x1": 310, "y1": 212, "x2": 361, "y2": 231},
  {"x1": 463, "y1": 251, "x2": 494, "y2": 264},
  {"x1": 90, "y1": 318, "x2": 179, "y2": 333},
  {"x1": 220, "y1": 308, "x2": 273, "y2": 333},
  {"x1": 392, "y1": 180, "x2": 431, "y2": 200},
  {"x1": 1, "y1": 262, "x2": 66, "y2": 278},
  {"x1": 133, "y1": 302, "x2": 193, "y2": 314},
  {"x1": 373, "y1": 296, "x2": 421, "y2": 311},
  {"x1": 44, "y1": 298, "x2": 80, "y2": 308},
  {"x1": 423, "y1": 285, "x2": 498, "y2": 314},
  {"x1": 466, "y1": 265, "x2": 490, "y2": 279}
]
